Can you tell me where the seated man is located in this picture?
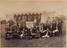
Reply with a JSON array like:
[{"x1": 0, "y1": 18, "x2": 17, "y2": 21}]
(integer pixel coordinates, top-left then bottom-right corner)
[
  {"x1": 31, "y1": 27, "x2": 37, "y2": 38},
  {"x1": 41, "y1": 28, "x2": 51, "y2": 38},
  {"x1": 5, "y1": 30, "x2": 13, "y2": 40}
]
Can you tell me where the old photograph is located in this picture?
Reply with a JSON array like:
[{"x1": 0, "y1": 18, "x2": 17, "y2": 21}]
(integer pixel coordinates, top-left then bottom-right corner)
[{"x1": 0, "y1": 0, "x2": 66, "y2": 48}]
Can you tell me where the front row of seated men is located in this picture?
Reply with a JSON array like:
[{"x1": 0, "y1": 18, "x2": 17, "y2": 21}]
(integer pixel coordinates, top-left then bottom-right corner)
[{"x1": 5, "y1": 21, "x2": 63, "y2": 39}]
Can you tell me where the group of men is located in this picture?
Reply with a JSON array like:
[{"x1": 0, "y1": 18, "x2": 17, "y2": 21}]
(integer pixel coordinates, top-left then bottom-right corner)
[{"x1": 5, "y1": 17, "x2": 63, "y2": 39}]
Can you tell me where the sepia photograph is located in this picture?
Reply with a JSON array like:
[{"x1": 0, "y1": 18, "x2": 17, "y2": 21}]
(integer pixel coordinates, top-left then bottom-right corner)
[{"x1": 0, "y1": 0, "x2": 66, "y2": 48}]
